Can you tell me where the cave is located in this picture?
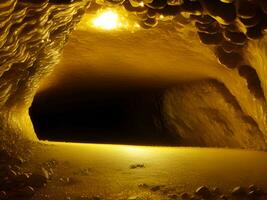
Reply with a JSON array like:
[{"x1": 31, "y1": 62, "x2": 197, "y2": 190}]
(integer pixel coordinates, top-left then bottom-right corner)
[
  {"x1": 2, "y1": 0, "x2": 267, "y2": 199},
  {"x1": 29, "y1": 86, "x2": 177, "y2": 145}
]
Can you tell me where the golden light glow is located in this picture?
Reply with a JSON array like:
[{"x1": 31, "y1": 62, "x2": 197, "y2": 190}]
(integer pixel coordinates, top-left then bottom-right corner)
[
  {"x1": 92, "y1": 10, "x2": 119, "y2": 30},
  {"x1": 138, "y1": 2, "x2": 144, "y2": 7},
  {"x1": 77, "y1": 8, "x2": 140, "y2": 32}
]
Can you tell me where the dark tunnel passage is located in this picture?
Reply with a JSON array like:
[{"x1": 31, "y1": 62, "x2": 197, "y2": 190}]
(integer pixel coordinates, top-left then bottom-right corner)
[{"x1": 29, "y1": 87, "x2": 178, "y2": 146}]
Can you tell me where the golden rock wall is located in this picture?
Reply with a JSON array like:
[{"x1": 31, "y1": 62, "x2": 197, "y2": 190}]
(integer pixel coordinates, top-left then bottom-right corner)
[{"x1": 0, "y1": 0, "x2": 89, "y2": 149}]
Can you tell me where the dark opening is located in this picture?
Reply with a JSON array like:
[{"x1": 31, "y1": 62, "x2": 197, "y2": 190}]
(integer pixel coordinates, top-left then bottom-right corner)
[{"x1": 29, "y1": 87, "x2": 177, "y2": 146}]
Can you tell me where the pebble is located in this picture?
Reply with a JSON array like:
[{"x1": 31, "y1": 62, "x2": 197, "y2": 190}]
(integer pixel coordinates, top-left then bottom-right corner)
[
  {"x1": 128, "y1": 196, "x2": 138, "y2": 200},
  {"x1": 41, "y1": 167, "x2": 50, "y2": 180},
  {"x1": 195, "y1": 186, "x2": 211, "y2": 198},
  {"x1": 129, "y1": 164, "x2": 145, "y2": 169},
  {"x1": 248, "y1": 190, "x2": 259, "y2": 199},
  {"x1": 7, "y1": 169, "x2": 17, "y2": 178},
  {"x1": 231, "y1": 186, "x2": 247, "y2": 196},
  {"x1": 212, "y1": 187, "x2": 221, "y2": 195},
  {"x1": 18, "y1": 186, "x2": 35, "y2": 197},
  {"x1": 0, "y1": 191, "x2": 7, "y2": 199},
  {"x1": 248, "y1": 184, "x2": 257, "y2": 192},
  {"x1": 15, "y1": 156, "x2": 25, "y2": 165},
  {"x1": 220, "y1": 194, "x2": 228, "y2": 200}
]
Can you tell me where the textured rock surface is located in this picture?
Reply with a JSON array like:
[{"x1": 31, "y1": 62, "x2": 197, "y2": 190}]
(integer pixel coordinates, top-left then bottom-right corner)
[
  {"x1": 163, "y1": 79, "x2": 267, "y2": 150},
  {"x1": 2, "y1": 0, "x2": 267, "y2": 150},
  {"x1": 0, "y1": 0, "x2": 89, "y2": 150}
]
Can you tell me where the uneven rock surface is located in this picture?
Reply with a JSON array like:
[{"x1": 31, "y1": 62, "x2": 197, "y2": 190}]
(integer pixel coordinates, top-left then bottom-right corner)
[
  {"x1": 0, "y1": 0, "x2": 89, "y2": 149},
  {"x1": 2, "y1": 0, "x2": 267, "y2": 153}
]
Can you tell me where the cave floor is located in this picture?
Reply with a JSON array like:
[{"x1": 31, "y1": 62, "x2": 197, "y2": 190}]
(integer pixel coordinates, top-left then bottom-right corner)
[{"x1": 26, "y1": 142, "x2": 267, "y2": 200}]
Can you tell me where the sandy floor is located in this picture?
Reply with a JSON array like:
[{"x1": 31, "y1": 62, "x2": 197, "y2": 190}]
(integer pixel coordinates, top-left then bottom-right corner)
[{"x1": 23, "y1": 142, "x2": 267, "y2": 200}]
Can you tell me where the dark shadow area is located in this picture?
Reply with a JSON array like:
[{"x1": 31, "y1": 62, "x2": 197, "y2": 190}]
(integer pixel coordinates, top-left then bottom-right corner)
[
  {"x1": 30, "y1": 86, "x2": 178, "y2": 146},
  {"x1": 238, "y1": 65, "x2": 265, "y2": 100}
]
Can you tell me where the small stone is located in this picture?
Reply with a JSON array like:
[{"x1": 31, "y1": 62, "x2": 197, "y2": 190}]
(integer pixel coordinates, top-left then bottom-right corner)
[
  {"x1": 128, "y1": 196, "x2": 138, "y2": 200},
  {"x1": 16, "y1": 156, "x2": 25, "y2": 164},
  {"x1": 151, "y1": 185, "x2": 161, "y2": 191},
  {"x1": 231, "y1": 186, "x2": 246, "y2": 196},
  {"x1": 44, "y1": 194, "x2": 50, "y2": 199},
  {"x1": 195, "y1": 186, "x2": 211, "y2": 198},
  {"x1": 136, "y1": 164, "x2": 144, "y2": 168},
  {"x1": 220, "y1": 195, "x2": 228, "y2": 200},
  {"x1": 181, "y1": 192, "x2": 191, "y2": 200},
  {"x1": 248, "y1": 190, "x2": 259, "y2": 199},
  {"x1": 41, "y1": 168, "x2": 50, "y2": 180},
  {"x1": 248, "y1": 184, "x2": 257, "y2": 192},
  {"x1": 65, "y1": 177, "x2": 70, "y2": 183},
  {"x1": 7, "y1": 169, "x2": 17, "y2": 178},
  {"x1": 130, "y1": 165, "x2": 137, "y2": 169},
  {"x1": 130, "y1": 164, "x2": 145, "y2": 169},
  {"x1": 18, "y1": 186, "x2": 35, "y2": 197},
  {"x1": 0, "y1": 191, "x2": 7, "y2": 199},
  {"x1": 212, "y1": 187, "x2": 221, "y2": 195}
]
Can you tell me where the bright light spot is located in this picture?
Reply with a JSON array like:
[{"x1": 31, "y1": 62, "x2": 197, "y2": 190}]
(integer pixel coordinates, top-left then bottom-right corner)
[
  {"x1": 77, "y1": 8, "x2": 140, "y2": 32},
  {"x1": 139, "y1": 2, "x2": 144, "y2": 7},
  {"x1": 159, "y1": 15, "x2": 164, "y2": 19},
  {"x1": 124, "y1": 146, "x2": 146, "y2": 156},
  {"x1": 92, "y1": 11, "x2": 119, "y2": 30}
]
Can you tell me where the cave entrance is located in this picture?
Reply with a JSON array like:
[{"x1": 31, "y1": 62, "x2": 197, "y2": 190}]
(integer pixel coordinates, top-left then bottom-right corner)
[{"x1": 29, "y1": 86, "x2": 177, "y2": 146}]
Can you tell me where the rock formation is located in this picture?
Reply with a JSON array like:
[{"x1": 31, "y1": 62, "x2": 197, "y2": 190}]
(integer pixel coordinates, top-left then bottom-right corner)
[
  {"x1": 2, "y1": 0, "x2": 267, "y2": 150},
  {"x1": 0, "y1": 0, "x2": 89, "y2": 150}
]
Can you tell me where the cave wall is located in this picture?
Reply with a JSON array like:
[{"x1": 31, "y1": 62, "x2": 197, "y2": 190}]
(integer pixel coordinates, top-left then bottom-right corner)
[
  {"x1": 0, "y1": 0, "x2": 89, "y2": 149},
  {"x1": 163, "y1": 79, "x2": 267, "y2": 150},
  {"x1": 162, "y1": 37, "x2": 267, "y2": 150},
  {"x1": 2, "y1": 0, "x2": 267, "y2": 151}
]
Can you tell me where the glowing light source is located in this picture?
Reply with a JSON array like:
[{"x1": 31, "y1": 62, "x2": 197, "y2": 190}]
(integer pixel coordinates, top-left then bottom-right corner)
[
  {"x1": 77, "y1": 8, "x2": 140, "y2": 32},
  {"x1": 92, "y1": 10, "x2": 119, "y2": 30},
  {"x1": 139, "y1": 2, "x2": 144, "y2": 7}
]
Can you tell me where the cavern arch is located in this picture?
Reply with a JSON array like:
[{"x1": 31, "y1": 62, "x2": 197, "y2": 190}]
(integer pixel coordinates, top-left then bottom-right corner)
[{"x1": 2, "y1": 0, "x2": 267, "y2": 151}]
